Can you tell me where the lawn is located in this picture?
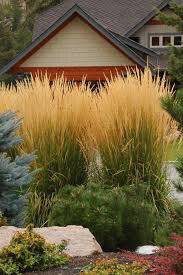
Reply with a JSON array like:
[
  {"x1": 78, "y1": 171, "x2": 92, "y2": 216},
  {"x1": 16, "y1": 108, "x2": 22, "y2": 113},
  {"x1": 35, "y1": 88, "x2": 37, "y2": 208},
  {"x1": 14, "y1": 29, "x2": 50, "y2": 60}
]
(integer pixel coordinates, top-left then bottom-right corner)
[{"x1": 166, "y1": 140, "x2": 183, "y2": 161}]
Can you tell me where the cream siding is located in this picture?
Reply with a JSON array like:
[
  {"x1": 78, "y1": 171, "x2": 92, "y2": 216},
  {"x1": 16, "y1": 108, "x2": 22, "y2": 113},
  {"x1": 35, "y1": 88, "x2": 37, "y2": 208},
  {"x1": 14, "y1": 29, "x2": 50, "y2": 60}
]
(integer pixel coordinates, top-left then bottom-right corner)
[{"x1": 21, "y1": 17, "x2": 134, "y2": 67}]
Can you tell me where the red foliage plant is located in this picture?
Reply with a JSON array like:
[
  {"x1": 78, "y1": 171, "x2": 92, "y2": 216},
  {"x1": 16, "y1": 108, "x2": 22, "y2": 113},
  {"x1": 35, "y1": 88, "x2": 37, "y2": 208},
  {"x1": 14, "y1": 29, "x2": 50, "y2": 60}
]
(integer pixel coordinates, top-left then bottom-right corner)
[{"x1": 121, "y1": 234, "x2": 183, "y2": 275}]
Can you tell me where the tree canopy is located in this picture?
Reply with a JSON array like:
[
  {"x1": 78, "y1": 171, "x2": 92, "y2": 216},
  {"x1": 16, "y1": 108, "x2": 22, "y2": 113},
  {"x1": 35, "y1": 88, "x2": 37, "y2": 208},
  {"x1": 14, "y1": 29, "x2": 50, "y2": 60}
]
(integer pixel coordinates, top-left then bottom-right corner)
[
  {"x1": 159, "y1": 2, "x2": 183, "y2": 86},
  {"x1": 0, "y1": 0, "x2": 61, "y2": 83}
]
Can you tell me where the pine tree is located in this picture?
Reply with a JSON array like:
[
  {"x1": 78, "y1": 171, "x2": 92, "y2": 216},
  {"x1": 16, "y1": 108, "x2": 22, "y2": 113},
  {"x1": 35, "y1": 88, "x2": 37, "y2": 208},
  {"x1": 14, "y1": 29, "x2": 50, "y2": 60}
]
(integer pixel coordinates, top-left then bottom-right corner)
[
  {"x1": 0, "y1": 112, "x2": 36, "y2": 227},
  {"x1": 25, "y1": 0, "x2": 61, "y2": 31},
  {"x1": 161, "y1": 90, "x2": 183, "y2": 192},
  {"x1": 159, "y1": 2, "x2": 183, "y2": 86},
  {"x1": 160, "y1": 2, "x2": 183, "y2": 192},
  {"x1": 0, "y1": 1, "x2": 32, "y2": 84}
]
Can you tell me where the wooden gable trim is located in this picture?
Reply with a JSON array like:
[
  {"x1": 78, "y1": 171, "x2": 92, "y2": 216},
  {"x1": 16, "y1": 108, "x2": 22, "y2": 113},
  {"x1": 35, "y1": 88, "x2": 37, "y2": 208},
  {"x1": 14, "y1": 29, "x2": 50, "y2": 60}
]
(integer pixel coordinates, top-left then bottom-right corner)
[
  {"x1": 11, "y1": 14, "x2": 143, "y2": 72},
  {"x1": 12, "y1": 66, "x2": 140, "y2": 81}
]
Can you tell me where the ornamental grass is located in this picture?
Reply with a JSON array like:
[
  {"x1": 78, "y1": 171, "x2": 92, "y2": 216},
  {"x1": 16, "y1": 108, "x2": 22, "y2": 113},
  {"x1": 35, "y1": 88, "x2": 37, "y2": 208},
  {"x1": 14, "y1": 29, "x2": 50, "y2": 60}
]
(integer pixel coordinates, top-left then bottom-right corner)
[
  {"x1": 0, "y1": 69, "x2": 177, "y2": 225},
  {"x1": 0, "y1": 75, "x2": 92, "y2": 226},
  {"x1": 90, "y1": 69, "x2": 177, "y2": 213}
]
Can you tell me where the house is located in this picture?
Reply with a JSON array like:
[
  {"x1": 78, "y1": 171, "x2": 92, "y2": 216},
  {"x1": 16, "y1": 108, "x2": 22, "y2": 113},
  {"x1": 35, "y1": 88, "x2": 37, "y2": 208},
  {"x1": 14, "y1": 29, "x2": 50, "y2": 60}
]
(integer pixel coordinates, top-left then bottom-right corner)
[{"x1": 0, "y1": 0, "x2": 183, "y2": 81}]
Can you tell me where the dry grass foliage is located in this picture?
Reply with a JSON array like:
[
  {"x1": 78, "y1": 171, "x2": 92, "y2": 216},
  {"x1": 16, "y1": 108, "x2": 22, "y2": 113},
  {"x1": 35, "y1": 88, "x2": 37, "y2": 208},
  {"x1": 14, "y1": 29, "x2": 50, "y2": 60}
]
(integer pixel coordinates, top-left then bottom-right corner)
[
  {"x1": 90, "y1": 69, "x2": 177, "y2": 212},
  {"x1": 0, "y1": 69, "x2": 177, "y2": 224}
]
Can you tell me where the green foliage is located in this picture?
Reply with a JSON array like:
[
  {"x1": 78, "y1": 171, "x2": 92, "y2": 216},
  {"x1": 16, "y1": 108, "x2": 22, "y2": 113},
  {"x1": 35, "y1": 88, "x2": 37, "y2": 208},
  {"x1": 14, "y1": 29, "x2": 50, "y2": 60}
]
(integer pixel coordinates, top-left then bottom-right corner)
[
  {"x1": 49, "y1": 183, "x2": 159, "y2": 251},
  {"x1": 26, "y1": 127, "x2": 88, "y2": 227},
  {"x1": 119, "y1": 185, "x2": 159, "y2": 250},
  {"x1": 161, "y1": 89, "x2": 183, "y2": 128},
  {"x1": 0, "y1": 224, "x2": 69, "y2": 275},
  {"x1": 0, "y1": 1, "x2": 31, "y2": 84},
  {"x1": 159, "y1": 2, "x2": 183, "y2": 85},
  {"x1": 49, "y1": 183, "x2": 125, "y2": 251},
  {"x1": 0, "y1": 112, "x2": 36, "y2": 226},
  {"x1": 155, "y1": 203, "x2": 183, "y2": 246},
  {"x1": 82, "y1": 258, "x2": 148, "y2": 275},
  {"x1": 161, "y1": 90, "x2": 183, "y2": 192}
]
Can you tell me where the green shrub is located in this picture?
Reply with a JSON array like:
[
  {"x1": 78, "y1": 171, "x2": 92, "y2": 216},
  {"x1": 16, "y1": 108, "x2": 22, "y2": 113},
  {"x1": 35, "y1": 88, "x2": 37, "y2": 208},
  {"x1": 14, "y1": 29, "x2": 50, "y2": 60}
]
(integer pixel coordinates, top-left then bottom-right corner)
[
  {"x1": 49, "y1": 183, "x2": 158, "y2": 251},
  {"x1": 49, "y1": 183, "x2": 125, "y2": 251},
  {"x1": 82, "y1": 258, "x2": 148, "y2": 275},
  {"x1": 155, "y1": 203, "x2": 183, "y2": 246},
  {"x1": 0, "y1": 224, "x2": 69, "y2": 275}
]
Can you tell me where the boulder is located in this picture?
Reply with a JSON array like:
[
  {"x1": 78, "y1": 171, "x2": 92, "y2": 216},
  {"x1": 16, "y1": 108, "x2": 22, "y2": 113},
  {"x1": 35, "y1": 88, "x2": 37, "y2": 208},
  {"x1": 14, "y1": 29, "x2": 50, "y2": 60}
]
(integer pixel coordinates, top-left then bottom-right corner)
[{"x1": 0, "y1": 225, "x2": 102, "y2": 257}]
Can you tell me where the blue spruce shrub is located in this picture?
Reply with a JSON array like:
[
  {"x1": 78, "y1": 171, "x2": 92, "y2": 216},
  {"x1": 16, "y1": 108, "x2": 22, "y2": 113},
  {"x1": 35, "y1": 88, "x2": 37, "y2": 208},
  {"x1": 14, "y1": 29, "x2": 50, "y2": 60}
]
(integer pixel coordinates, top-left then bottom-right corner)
[{"x1": 0, "y1": 112, "x2": 36, "y2": 227}]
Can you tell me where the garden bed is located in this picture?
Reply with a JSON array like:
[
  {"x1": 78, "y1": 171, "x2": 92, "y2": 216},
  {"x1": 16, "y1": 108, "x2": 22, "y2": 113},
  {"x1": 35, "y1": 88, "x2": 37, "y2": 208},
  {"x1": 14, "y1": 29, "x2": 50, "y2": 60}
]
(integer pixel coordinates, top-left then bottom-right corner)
[{"x1": 25, "y1": 253, "x2": 130, "y2": 275}]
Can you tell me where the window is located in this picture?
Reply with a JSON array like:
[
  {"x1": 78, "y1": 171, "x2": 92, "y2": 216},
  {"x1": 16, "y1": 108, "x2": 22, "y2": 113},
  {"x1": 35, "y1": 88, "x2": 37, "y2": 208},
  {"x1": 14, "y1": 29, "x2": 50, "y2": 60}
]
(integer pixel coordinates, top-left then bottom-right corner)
[
  {"x1": 174, "y1": 36, "x2": 182, "y2": 46},
  {"x1": 131, "y1": 37, "x2": 140, "y2": 43},
  {"x1": 163, "y1": 36, "x2": 171, "y2": 46},
  {"x1": 151, "y1": 36, "x2": 160, "y2": 47},
  {"x1": 150, "y1": 34, "x2": 183, "y2": 48}
]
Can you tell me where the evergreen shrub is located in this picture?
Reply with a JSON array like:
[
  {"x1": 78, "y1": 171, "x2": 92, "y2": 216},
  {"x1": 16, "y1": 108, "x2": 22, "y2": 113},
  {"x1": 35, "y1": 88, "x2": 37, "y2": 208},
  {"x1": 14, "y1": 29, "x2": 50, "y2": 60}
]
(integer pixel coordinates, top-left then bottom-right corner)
[
  {"x1": 155, "y1": 203, "x2": 183, "y2": 246},
  {"x1": 0, "y1": 225, "x2": 69, "y2": 275},
  {"x1": 0, "y1": 112, "x2": 36, "y2": 226},
  {"x1": 48, "y1": 183, "x2": 158, "y2": 251}
]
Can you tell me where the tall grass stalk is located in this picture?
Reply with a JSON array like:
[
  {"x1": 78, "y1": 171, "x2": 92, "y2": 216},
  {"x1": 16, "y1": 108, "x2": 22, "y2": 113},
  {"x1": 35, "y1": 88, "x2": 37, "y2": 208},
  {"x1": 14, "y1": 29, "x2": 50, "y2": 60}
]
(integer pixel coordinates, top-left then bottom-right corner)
[
  {"x1": 90, "y1": 69, "x2": 177, "y2": 213},
  {"x1": 0, "y1": 69, "x2": 177, "y2": 220},
  {"x1": 0, "y1": 75, "x2": 92, "y2": 226}
]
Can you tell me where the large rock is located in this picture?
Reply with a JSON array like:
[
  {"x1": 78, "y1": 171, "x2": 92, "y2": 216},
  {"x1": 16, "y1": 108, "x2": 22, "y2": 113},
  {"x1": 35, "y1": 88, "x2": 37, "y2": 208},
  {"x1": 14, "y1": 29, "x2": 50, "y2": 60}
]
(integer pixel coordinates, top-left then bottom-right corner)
[{"x1": 0, "y1": 225, "x2": 102, "y2": 257}]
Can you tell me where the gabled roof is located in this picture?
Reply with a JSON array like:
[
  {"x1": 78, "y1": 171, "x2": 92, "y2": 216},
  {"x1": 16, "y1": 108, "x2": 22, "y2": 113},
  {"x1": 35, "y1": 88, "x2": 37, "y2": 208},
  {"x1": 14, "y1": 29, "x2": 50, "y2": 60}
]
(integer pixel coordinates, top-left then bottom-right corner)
[
  {"x1": 0, "y1": 5, "x2": 155, "y2": 76},
  {"x1": 32, "y1": 0, "x2": 183, "y2": 41}
]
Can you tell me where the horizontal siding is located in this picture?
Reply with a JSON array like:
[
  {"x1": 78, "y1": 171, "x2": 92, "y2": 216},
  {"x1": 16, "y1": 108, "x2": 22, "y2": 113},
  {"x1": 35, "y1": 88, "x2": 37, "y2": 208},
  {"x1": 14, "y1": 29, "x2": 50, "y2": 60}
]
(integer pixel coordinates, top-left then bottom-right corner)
[
  {"x1": 133, "y1": 8, "x2": 178, "y2": 48},
  {"x1": 134, "y1": 25, "x2": 177, "y2": 48},
  {"x1": 21, "y1": 16, "x2": 134, "y2": 67}
]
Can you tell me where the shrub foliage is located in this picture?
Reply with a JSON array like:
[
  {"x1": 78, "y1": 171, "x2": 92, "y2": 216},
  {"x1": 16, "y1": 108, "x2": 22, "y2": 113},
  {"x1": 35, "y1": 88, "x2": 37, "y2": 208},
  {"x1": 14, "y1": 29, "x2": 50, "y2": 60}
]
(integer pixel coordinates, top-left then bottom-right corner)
[
  {"x1": 82, "y1": 258, "x2": 148, "y2": 275},
  {"x1": 49, "y1": 183, "x2": 158, "y2": 251},
  {"x1": 0, "y1": 112, "x2": 36, "y2": 226},
  {"x1": 123, "y1": 234, "x2": 183, "y2": 275},
  {"x1": 0, "y1": 224, "x2": 69, "y2": 275}
]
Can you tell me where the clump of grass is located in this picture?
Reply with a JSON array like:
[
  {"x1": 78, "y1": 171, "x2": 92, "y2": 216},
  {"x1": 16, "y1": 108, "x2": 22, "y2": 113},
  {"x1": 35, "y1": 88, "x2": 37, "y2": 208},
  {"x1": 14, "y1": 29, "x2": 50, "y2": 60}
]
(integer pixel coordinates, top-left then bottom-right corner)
[
  {"x1": 0, "y1": 75, "x2": 92, "y2": 226},
  {"x1": 90, "y1": 69, "x2": 177, "y2": 213},
  {"x1": 0, "y1": 69, "x2": 177, "y2": 222}
]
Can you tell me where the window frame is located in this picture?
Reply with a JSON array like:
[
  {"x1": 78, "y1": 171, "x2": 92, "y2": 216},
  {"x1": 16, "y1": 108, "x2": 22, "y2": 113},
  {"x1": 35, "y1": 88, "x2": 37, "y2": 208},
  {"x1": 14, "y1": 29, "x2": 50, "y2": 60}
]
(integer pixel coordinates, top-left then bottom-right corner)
[{"x1": 150, "y1": 34, "x2": 183, "y2": 48}]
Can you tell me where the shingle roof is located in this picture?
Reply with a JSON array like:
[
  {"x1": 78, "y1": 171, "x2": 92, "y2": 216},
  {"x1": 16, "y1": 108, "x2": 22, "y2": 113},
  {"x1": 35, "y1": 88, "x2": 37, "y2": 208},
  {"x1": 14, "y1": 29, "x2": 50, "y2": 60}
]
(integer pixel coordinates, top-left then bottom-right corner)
[{"x1": 32, "y1": 0, "x2": 183, "y2": 41}]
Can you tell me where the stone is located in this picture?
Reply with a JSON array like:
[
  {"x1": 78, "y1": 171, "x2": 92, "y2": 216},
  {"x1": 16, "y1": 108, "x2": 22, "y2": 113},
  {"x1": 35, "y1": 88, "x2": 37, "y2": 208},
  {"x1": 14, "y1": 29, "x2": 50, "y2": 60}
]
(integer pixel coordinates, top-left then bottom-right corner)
[
  {"x1": 165, "y1": 162, "x2": 183, "y2": 204},
  {"x1": 0, "y1": 225, "x2": 102, "y2": 257},
  {"x1": 136, "y1": 245, "x2": 159, "y2": 255}
]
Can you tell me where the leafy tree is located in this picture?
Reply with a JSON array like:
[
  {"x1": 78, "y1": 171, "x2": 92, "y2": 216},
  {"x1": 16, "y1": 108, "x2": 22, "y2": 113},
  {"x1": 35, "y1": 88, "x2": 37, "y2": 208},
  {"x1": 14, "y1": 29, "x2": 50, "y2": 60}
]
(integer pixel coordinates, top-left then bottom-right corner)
[
  {"x1": 0, "y1": 111, "x2": 36, "y2": 227},
  {"x1": 159, "y1": 1, "x2": 183, "y2": 86}
]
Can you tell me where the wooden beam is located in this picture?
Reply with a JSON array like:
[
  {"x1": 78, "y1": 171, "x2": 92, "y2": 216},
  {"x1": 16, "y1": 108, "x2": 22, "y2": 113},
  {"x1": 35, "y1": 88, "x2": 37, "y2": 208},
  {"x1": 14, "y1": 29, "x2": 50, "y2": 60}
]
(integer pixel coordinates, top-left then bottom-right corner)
[{"x1": 12, "y1": 66, "x2": 140, "y2": 81}]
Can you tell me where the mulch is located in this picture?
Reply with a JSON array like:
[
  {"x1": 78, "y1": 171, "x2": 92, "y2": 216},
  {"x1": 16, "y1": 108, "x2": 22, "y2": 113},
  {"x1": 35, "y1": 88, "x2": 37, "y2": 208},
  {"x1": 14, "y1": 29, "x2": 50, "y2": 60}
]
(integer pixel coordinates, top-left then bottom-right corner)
[{"x1": 25, "y1": 252, "x2": 131, "y2": 275}]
